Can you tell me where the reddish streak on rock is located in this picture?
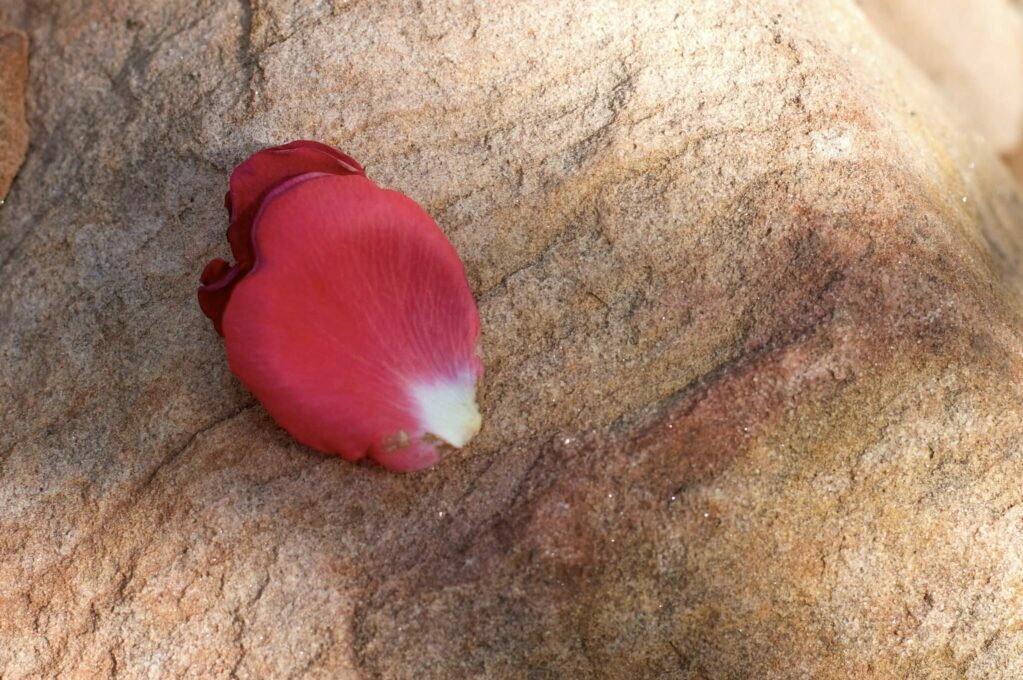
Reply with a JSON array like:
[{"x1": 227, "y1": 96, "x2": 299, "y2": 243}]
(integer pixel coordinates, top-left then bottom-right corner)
[{"x1": 198, "y1": 142, "x2": 483, "y2": 472}]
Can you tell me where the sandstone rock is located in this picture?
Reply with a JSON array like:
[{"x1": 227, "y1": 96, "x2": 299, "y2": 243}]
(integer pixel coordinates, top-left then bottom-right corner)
[
  {"x1": 0, "y1": 26, "x2": 27, "y2": 201},
  {"x1": 856, "y1": 0, "x2": 1023, "y2": 152},
  {"x1": 2, "y1": 0, "x2": 1023, "y2": 677}
]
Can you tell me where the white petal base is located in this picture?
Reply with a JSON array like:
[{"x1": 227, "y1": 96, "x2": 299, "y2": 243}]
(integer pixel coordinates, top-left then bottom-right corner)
[{"x1": 410, "y1": 375, "x2": 482, "y2": 448}]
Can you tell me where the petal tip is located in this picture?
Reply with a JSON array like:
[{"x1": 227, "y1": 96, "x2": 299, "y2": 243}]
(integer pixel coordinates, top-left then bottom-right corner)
[{"x1": 371, "y1": 438, "x2": 442, "y2": 473}]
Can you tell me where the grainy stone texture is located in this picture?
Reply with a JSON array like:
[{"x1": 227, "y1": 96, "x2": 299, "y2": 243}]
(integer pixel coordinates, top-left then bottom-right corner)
[
  {"x1": 0, "y1": 25, "x2": 27, "y2": 201},
  {"x1": 2, "y1": 1, "x2": 1023, "y2": 678}
]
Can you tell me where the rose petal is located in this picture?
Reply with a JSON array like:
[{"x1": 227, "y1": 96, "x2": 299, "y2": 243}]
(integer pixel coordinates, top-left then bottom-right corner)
[
  {"x1": 197, "y1": 258, "x2": 241, "y2": 335},
  {"x1": 225, "y1": 140, "x2": 364, "y2": 267},
  {"x1": 199, "y1": 141, "x2": 364, "y2": 334},
  {"x1": 221, "y1": 173, "x2": 482, "y2": 471},
  {"x1": 371, "y1": 439, "x2": 442, "y2": 473}
]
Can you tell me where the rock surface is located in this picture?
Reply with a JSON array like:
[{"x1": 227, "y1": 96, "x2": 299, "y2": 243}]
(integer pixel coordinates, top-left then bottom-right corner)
[
  {"x1": 857, "y1": 0, "x2": 1023, "y2": 182},
  {"x1": 2, "y1": 0, "x2": 1023, "y2": 677},
  {"x1": 0, "y1": 25, "x2": 28, "y2": 200}
]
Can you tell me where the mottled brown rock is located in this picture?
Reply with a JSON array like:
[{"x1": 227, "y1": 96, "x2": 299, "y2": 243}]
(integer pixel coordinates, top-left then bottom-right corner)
[
  {"x1": 2, "y1": 0, "x2": 1023, "y2": 678},
  {"x1": 0, "y1": 26, "x2": 27, "y2": 201}
]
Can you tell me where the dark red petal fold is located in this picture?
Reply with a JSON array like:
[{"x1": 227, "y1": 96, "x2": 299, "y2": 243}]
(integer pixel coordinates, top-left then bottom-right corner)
[
  {"x1": 225, "y1": 141, "x2": 363, "y2": 266},
  {"x1": 197, "y1": 258, "x2": 240, "y2": 334},
  {"x1": 199, "y1": 141, "x2": 364, "y2": 334}
]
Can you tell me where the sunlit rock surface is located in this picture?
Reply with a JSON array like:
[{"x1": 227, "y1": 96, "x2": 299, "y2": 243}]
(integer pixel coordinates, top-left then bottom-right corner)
[
  {"x1": 1, "y1": 1, "x2": 1022, "y2": 677},
  {"x1": 857, "y1": 0, "x2": 1023, "y2": 184}
]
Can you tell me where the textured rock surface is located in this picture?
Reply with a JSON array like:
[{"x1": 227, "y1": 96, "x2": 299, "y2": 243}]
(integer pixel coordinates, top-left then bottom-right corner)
[
  {"x1": 0, "y1": 25, "x2": 28, "y2": 200},
  {"x1": 2, "y1": 1, "x2": 1023, "y2": 677}
]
